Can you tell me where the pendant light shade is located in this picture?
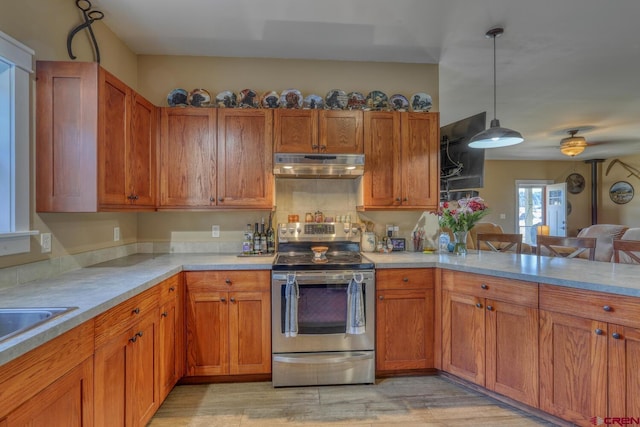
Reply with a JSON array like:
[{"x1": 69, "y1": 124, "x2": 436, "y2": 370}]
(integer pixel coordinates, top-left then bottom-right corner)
[
  {"x1": 559, "y1": 129, "x2": 587, "y2": 157},
  {"x1": 469, "y1": 27, "x2": 524, "y2": 149}
]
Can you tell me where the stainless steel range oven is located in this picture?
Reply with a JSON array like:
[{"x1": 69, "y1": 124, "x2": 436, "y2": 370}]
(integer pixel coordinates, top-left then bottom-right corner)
[{"x1": 271, "y1": 222, "x2": 375, "y2": 387}]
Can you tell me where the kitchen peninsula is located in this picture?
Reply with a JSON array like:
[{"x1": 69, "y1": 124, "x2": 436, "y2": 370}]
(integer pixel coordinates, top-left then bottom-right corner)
[{"x1": 1, "y1": 251, "x2": 638, "y2": 426}]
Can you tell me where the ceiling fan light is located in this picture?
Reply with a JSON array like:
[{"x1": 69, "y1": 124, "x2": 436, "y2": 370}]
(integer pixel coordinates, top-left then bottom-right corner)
[
  {"x1": 559, "y1": 130, "x2": 588, "y2": 157},
  {"x1": 468, "y1": 119, "x2": 524, "y2": 148}
]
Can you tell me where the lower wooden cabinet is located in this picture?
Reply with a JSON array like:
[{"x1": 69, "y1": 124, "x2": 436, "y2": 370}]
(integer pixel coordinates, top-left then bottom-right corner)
[
  {"x1": 441, "y1": 271, "x2": 539, "y2": 408},
  {"x1": 158, "y1": 274, "x2": 185, "y2": 401},
  {"x1": 185, "y1": 271, "x2": 271, "y2": 377},
  {"x1": 376, "y1": 269, "x2": 434, "y2": 372}
]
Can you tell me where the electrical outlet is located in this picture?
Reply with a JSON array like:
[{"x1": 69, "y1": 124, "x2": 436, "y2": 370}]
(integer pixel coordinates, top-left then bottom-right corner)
[
  {"x1": 40, "y1": 233, "x2": 52, "y2": 253},
  {"x1": 114, "y1": 227, "x2": 120, "y2": 241},
  {"x1": 499, "y1": 213, "x2": 506, "y2": 220},
  {"x1": 212, "y1": 225, "x2": 220, "y2": 238}
]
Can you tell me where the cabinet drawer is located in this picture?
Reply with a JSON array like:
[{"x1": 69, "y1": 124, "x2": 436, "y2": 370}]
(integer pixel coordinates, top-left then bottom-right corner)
[
  {"x1": 442, "y1": 270, "x2": 538, "y2": 307},
  {"x1": 376, "y1": 269, "x2": 434, "y2": 290},
  {"x1": 95, "y1": 286, "x2": 159, "y2": 346},
  {"x1": 158, "y1": 273, "x2": 181, "y2": 303},
  {"x1": 540, "y1": 284, "x2": 640, "y2": 328},
  {"x1": 185, "y1": 270, "x2": 270, "y2": 291}
]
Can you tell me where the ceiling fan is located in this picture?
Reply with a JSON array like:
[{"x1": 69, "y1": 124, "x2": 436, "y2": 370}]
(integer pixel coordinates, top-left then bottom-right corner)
[{"x1": 557, "y1": 129, "x2": 640, "y2": 158}]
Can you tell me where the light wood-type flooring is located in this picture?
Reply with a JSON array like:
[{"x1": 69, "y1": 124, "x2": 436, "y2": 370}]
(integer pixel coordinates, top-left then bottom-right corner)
[{"x1": 148, "y1": 375, "x2": 561, "y2": 426}]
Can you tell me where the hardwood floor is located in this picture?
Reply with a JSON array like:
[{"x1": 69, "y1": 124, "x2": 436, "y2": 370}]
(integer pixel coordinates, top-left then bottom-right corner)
[{"x1": 149, "y1": 375, "x2": 561, "y2": 426}]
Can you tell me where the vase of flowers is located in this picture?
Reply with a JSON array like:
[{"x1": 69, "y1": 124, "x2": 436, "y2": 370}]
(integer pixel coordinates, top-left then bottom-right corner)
[{"x1": 439, "y1": 197, "x2": 489, "y2": 255}]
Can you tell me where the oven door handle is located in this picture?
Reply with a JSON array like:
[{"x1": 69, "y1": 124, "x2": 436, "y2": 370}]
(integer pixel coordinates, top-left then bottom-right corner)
[{"x1": 273, "y1": 352, "x2": 373, "y2": 365}]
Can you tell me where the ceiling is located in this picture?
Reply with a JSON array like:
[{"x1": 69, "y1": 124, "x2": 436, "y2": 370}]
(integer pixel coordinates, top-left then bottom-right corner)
[{"x1": 93, "y1": 0, "x2": 640, "y2": 161}]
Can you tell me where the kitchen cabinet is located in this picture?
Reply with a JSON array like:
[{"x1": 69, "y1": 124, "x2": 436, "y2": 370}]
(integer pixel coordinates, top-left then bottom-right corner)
[
  {"x1": 36, "y1": 61, "x2": 157, "y2": 212},
  {"x1": 157, "y1": 274, "x2": 185, "y2": 402},
  {"x1": 441, "y1": 270, "x2": 539, "y2": 408},
  {"x1": 361, "y1": 111, "x2": 439, "y2": 210},
  {"x1": 185, "y1": 271, "x2": 271, "y2": 376},
  {"x1": 539, "y1": 284, "x2": 640, "y2": 425},
  {"x1": 0, "y1": 321, "x2": 94, "y2": 426},
  {"x1": 159, "y1": 108, "x2": 273, "y2": 209},
  {"x1": 94, "y1": 286, "x2": 160, "y2": 427},
  {"x1": 274, "y1": 109, "x2": 363, "y2": 153},
  {"x1": 375, "y1": 269, "x2": 434, "y2": 373}
]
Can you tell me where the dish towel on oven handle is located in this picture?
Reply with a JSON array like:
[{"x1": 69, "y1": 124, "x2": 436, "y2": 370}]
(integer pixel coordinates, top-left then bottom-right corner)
[
  {"x1": 346, "y1": 273, "x2": 366, "y2": 335},
  {"x1": 284, "y1": 273, "x2": 299, "y2": 337}
]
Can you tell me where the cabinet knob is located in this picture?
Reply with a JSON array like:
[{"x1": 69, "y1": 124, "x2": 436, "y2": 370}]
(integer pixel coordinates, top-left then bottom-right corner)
[
  {"x1": 379, "y1": 295, "x2": 384, "y2": 300},
  {"x1": 129, "y1": 336, "x2": 137, "y2": 343},
  {"x1": 402, "y1": 277, "x2": 409, "y2": 282},
  {"x1": 475, "y1": 302, "x2": 483, "y2": 309},
  {"x1": 612, "y1": 332, "x2": 622, "y2": 340},
  {"x1": 220, "y1": 297, "x2": 226, "y2": 302},
  {"x1": 127, "y1": 194, "x2": 135, "y2": 200},
  {"x1": 595, "y1": 328, "x2": 604, "y2": 335},
  {"x1": 218, "y1": 197, "x2": 224, "y2": 202},
  {"x1": 136, "y1": 331, "x2": 143, "y2": 338},
  {"x1": 161, "y1": 311, "x2": 168, "y2": 317},
  {"x1": 603, "y1": 305, "x2": 612, "y2": 312},
  {"x1": 403, "y1": 197, "x2": 408, "y2": 202},
  {"x1": 311, "y1": 144, "x2": 319, "y2": 150},
  {"x1": 395, "y1": 198, "x2": 401, "y2": 202},
  {"x1": 486, "y1": 305, "x2": 493, "y2": 311},
  {"x1": 230, "y1": 297, "x2": 236, "y2": 303},
  {"x1": 210, "y1": 197, "x2": 215, "y2": 203},
  {"x1": 169, "y1": 286, "x2": 175, "y2": 292},
  {"x1": 132, "y1": 307, "x2": 140, "y2": 315},
  {"x1": 225, "y1": 278, "x2": 232, "y2": 285},
  {"x1": 320, "y1": 145, "x2": 327, "y2": 152},
  {"x1": 481, "y1": 283, "x2": 488, "y2": 290},
  {"x1": 133, "y1": 195, "x2": 139, "y2": 200}
]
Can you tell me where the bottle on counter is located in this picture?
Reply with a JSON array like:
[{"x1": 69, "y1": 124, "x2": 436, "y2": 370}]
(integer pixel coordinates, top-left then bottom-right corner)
[
  {"x1": 253, "y1": 223, "x2": 261, "y2": 254},
  {"x1": 439, "y1": 231, "x2": 451, "y2": 253},
  {"x1": 260, "y1": 218, "x2": 267, "y2": 253},
  {"x1": 242, "y1": 223, "x2": 253, "y2": 255},
  {"x1": 266, "y1": 213, "x2": 275, "y2": 254}
]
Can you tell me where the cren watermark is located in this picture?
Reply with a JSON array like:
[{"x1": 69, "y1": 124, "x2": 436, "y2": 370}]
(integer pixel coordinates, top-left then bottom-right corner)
[{"x1": 591, "y1": 417, "x2": 640, "y2": 426}]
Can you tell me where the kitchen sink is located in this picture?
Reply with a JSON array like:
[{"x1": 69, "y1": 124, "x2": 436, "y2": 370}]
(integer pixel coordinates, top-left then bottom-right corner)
[{"x1": 0, "y1": 307, "x2": 77, "y2": 343}]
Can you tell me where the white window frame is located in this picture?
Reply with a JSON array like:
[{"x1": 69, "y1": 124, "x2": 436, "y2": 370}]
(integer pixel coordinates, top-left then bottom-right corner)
[{"x1": 0, "y1": 30, "x2": 37, "y2": 256}]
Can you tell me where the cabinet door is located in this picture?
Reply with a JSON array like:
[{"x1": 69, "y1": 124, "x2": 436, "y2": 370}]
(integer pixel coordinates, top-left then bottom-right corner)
[
  {"x1": 3, "y1": 357, "x2": 94, "y2": 427},
  {"x1": 274, "y1": 109, "x2": 318, "y2": 153},
  {"x1": 363, "y1": 112, "x2": 402, "y2": 207},
  {"x1": 229, "y1": 291, "x2": 271, "y2": 374},
  {"x1": 442, "y1": 290, "x2": 485, "y2": 385},
  {"x1": 319, "y1": 110, "x2": 363, "y2": 153},
  {"x1": 485, "y1": 299, "x2": 539, "y2": 407},
  {"x1": 539, "y1": 310, "x2": 607, "y2": 425},
  {"x1": 158, "y1": 301, "x2": 177, "y2": 401},
  {"x1": 98, "y1": 69, "x2": 130, "y2": 207},
  {"x1": 159, "y1": 108, "x2": 217, "y2": 207},
  {"x1": 186, "y1": 289, "x2": 229, "y2": 375},
  {"x1": 128, "y1": 313, "x2": 159, "y2": 427},
  {"x1": 376, "y1": 288, "x2": 434, "y2": 371},
  {"x1": 128, "y1": 93, "x2": 157, "y2": 207},
  {"x1": 217, "y1": 109, "x2": 273, "y2": 208},
  {"x1": 608, "y1": 324, "x2": 640, "y2": 418},
  {"x1": 400, "y1": 113, "x2": 439, "y2": 209},
  {"x1": 94, "y1": 327, "x2": 130, "y2": 427}
]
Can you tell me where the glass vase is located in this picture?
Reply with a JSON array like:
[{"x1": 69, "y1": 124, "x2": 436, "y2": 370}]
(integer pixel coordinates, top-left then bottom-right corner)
[{"x1": 453, "y1": 231, "x2": 469, "y2": 255}]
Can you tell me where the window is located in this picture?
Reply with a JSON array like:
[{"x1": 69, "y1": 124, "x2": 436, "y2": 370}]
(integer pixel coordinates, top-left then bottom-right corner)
[{"x1": 0, "y1": 30, "x2": 36, "y2": 256}]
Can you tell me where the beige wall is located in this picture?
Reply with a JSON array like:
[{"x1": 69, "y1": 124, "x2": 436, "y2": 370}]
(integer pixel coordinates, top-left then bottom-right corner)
[
  {"x1": 600, "y1": 155, "x2": 640, "y2": 227},
  {"x1": 0, "y1": 0, "x2": 138, "y2": 269}
]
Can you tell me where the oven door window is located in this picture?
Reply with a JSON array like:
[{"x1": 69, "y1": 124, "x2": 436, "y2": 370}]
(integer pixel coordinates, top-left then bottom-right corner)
[{"x1": 280, "y1": 284, "x2": 367, "y2": 334}]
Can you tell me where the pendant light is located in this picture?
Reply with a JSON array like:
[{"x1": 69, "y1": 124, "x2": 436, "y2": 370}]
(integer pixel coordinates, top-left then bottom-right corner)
[
  {"x1": 469, "y1": 27, "x2": 524, "y2": 148},
  {"x1": 559, "y1": 129, "x2": 588, "y2": 157}
]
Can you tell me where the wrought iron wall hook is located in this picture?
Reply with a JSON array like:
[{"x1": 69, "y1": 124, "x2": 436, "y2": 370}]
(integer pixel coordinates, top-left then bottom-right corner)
[{"x1": 67, "y1": 0, "x2": 104, "y2": 63}]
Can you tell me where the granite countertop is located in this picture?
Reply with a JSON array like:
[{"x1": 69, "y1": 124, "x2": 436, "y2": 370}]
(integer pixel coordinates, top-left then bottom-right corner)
[{"x1": 1, "y1": 250, "x2": 639, "y2": 366}]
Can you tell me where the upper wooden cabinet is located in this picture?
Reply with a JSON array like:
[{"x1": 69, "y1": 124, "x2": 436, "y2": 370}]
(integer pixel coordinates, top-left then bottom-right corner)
[
  {"x1": 361, "y1": 112, "x2": 439, "y2": 210},
  {"x1": 274, "y1": 109, "x2": 363, "y2": 153},
  {"x1": 36, "y1": 61, "x2": 157, "y2": 212},
  {"x1": 159, "y1": 108, "x2": 273, "y2": 209}
]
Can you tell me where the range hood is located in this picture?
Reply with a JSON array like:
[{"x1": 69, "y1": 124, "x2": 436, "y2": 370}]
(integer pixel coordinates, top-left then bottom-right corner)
[{"x1": 273, "y1": 153, "x2": 364, "y2": 178}]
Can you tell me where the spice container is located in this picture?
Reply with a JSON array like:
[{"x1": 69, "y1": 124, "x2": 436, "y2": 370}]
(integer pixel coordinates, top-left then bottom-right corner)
[{"x1": 287, "y1": 214, "x2": 299, "y2": 223}]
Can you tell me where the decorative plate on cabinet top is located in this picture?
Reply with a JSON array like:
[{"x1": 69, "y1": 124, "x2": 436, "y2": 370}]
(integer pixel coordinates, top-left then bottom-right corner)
[
  {"x1": 365, "y1": 91, "x2": 388, "y2": 110},
  {"x1": 346, "y1": 92, "x2": 366, "y2": 110},
  {"x1": 325, "y1": 89, "x2": 348, "y2": 110},
  {"x1": 389, "y1": 94, "x2": 409, "y2": 111},
  {"x1": 261, "y1": 91, "x2": 280, "y2": 108},
  {"x1": 215, "y1": 91, "x2": 237, "y2": 108},
  {"x1": 280, "y1": 89, "x2": 303, "y2": 109},
  {"x1": 303, "y1": 94, "x2": 324, "y2": 109},
  {"x1": 167, "y1": 88, "x2": 188, "y2": 107},
  {"x1": 410, "y1": 92, "x2": 432, "y2": 112},
  {"x1": 188, "y1": 88, "x2": 211, "y2": 107},
  {"x1": 237, "y1": 89, "x2": 260, "y2": 108}
]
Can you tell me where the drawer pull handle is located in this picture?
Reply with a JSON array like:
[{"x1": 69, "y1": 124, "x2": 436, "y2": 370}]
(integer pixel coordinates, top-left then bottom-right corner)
[
  {"x1": 402, "y1": 277, "x2": 409, "y2": 282},
  {"x1": 220, "y1": 297, "x2": 226, "y2": 303},
  {"x1": 476, "y1": 302, "x2": 483, "y2": 309},
  {"x1": 612, "y1": 332, "x2": 622, "y2": 340},
  {"x1": 595, "y1": 328, "x2": 604, "y2": 335},
  {"x1": 169, "y1": 286, "x2": 175, "y2": 292},
  {"x1": 481, "y1": 284, "x2": 488, "y2": 290},
  {"x1": 132, "y1": 308, "x2": 140, "y2": 315},
  {"x1": 486, "y1": 305, "x2": 493, "y2": 311},
  {"x1": 161, "y1": 311, "x2": 168, "y2": 317},
  {"x1": 129, "y1": 336, "x2": 137, "y2": 343},
  {"x1": 603, "y1": 305, "x2": 612, "y2": 312},
  {"x1": 136, "y1": 331, "x2": 143, "y2": 338}
]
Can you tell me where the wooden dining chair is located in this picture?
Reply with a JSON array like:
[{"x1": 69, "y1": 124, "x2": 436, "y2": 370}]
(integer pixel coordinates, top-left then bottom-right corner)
[
  {"x1": 476, "y1": 233, "x2": 523, "y2": 254},
  {"x1": 613, "y1": 239, "x2": 640, "y2": 264},
  {"x1": 536, "y1": 235, "x2": 597, "y2": 261}
]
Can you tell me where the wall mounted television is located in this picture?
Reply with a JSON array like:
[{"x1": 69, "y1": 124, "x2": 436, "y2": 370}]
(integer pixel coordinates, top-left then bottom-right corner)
[{"x1": 440, "y1": 112, "x2": 486, "y2": 195}]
